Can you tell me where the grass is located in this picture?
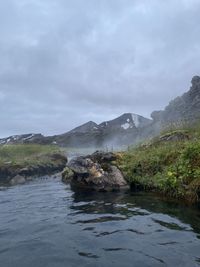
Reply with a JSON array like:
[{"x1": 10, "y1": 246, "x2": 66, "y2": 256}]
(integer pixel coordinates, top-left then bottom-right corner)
[
  {"x1": 117, "y1": 126, "x2": 200, "y2": 203},
  {"x1": 0, "y1": 144, "x2": 61, "y2": 167}
]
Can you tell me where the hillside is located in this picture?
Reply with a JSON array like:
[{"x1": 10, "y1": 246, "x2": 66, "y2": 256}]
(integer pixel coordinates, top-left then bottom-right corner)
[
  {"x1": 117, "y1": 127, "x2": 200, "y2": 203},
  {"x1": 151, "y1": 75, "x2": 200, "y2": 129}
]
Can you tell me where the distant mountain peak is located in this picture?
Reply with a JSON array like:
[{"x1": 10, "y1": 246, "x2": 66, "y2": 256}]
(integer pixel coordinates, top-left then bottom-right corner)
[
  {"x1": 0, "y1": 134, "x2": 44, "y2": 145},
  {"x1": 99, "y1": 113, "x2": 151, "y2": 130},
  {"x1": 69, "y1": 121, "x2": 98, "y2": 134},
  {"x1": 120, "y1": 113, "x2": 144, "y2": 128}
]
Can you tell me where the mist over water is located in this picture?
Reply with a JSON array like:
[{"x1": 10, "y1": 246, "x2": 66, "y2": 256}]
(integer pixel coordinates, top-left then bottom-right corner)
[{"x1": 1, "y1": 177, "x2": 200, "y2": 267}]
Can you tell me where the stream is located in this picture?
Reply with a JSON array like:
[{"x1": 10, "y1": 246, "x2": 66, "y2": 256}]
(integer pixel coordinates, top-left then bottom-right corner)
[{"x1": 0, "y1": 176, "x2": 200, "y2": 267}]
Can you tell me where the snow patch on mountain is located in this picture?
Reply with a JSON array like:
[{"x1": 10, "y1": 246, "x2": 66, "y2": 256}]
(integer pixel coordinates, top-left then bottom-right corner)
[
  {"x1": 121, "y1": 123, "x2": 130, "y2": 130},
  {"x1": 132, "y1": 114, "x2": 140, "y2": 128},
  {"x1": 22, "y1": 134, "x2": 34, "y2": 141}
]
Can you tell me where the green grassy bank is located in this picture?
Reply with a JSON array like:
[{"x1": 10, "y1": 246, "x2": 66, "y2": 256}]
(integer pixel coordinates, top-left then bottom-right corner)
[
  {"x1": 0, "y1": 144, "x2": 67, "y2": 185},
  {"x1": 117, "y1": 128, "x2": 200, "y2": 204},
  {"x1": 0, "y1": 144, "x2": 61, "y2": 167}
]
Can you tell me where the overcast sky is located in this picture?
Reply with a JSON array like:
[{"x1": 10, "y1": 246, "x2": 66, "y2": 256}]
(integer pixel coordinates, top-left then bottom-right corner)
[{"x1": 0, "y1": 0, "x2": 200, "y2": 137}]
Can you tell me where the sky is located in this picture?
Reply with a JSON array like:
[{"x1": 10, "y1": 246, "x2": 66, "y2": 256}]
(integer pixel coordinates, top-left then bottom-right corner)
[{"x1": 0, "y1": 0, "x2": 200, "y2": 138}]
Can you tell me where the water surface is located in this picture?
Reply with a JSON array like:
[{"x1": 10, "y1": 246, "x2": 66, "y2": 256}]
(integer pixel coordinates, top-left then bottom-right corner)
[{"x1": 0, "y1": 177, "x2": 200, "y2": 267}]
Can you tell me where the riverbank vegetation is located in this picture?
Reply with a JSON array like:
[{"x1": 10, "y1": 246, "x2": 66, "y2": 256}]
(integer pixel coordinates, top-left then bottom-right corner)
[
  {"x1": 118, "y1": 126, "x2": 200, "y2": 204},
  {"x1": 0, "y1": 144, "x2": 62, "y2": 167},
  {"x1": 0, "y1": 145, "x2": 67, "y2": 185}
]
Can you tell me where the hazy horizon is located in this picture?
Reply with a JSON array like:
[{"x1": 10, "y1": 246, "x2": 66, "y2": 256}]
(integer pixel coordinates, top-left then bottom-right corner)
[{"x1": 0, "y1": 0, "x2": 200, "y2": 138}]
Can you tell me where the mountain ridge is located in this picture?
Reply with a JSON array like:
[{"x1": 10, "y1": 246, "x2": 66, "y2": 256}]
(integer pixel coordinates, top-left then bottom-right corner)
[
  {"x1": 0, "y1": 113, "x2": 152, "y2": 148},
  {"x1": 1, "y1": 76, "x2": 200, "y2": 148}
]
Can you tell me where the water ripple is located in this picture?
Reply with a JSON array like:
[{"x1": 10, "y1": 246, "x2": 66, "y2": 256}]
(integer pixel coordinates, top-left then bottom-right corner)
[{"x1": 0, "y1": 178, "x2": 200, "y2": 267}]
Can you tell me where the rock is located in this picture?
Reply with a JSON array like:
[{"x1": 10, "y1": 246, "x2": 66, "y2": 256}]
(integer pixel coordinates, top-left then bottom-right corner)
[
  {"x1": 62, "y1": 167, "x2": 74, "y2": 183},
  {"x1": 89, "y1": 151, "x2": 117, "y2": 163},
  {"x1": 52, "y1": 172, "x2": 62, "y2": 179},
  {"x1": 18, "y1": 167, "x2": 30, "y2": 176},
  {"x1": 159, "y1": 131, "x2": 190, "y2": 142},
  {"x1": 191, "y1": 75, "x2": 200, "y2": 87},
  {"x1": 65, "y1": 152, "x2": 128, "y2": 192},
  {"x1": 9, "y1": 175, "x2": 26, "y2": 186},
  {"x1": 68, "y1": 157, "x2": 95, "y2": 174},
  {"x1": 151, "y1": 111, "x2": 162, "y2": 122},
  {"x1": 152, "y1": 75, "x2": 200, "y2": 128}
]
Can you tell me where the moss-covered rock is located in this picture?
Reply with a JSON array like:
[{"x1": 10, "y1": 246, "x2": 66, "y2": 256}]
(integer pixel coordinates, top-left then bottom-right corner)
[{"x1": 62, "y1": 167, "x2": 74, "y2": 183}]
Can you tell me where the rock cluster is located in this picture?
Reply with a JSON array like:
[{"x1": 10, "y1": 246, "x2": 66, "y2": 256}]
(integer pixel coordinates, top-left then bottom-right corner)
[
  {"x1": 62, "y1": 151, "x2": 128, "y2": 192},
  {"x1": 159, "y1": 131, "x2": 190, "y2": 142}
]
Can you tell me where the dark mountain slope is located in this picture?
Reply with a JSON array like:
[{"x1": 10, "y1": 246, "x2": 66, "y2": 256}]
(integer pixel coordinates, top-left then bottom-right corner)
[{"x1": 151, "y1": 75, "x2": 200, "y2": 127}]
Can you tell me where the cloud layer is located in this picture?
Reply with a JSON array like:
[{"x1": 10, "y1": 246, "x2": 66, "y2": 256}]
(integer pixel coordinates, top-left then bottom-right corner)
[{"x1": 0, "y1": 0, "x2": 200, "y2": 137}]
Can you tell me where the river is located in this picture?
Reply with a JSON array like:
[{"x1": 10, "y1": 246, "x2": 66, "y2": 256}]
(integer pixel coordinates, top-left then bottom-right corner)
[{"x1": 0, "y1": 176, "x2": 200, "y2": 267}]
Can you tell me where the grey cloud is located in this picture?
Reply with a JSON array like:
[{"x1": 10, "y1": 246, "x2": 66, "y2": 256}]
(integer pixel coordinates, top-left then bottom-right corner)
[{"x1": 0, "y1": 0, "x2": 200, "y2": 137}]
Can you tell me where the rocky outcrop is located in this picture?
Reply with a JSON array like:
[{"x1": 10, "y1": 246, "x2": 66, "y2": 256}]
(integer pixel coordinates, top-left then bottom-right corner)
[
  {"x1": 159, "y1": 131, "x2": 190, "y2": 142},
  {"x1": 151, "y1": 76, "x2": 200, "y2": 128},
  {"x1": 0, "y1": 153, "x2": 67, "y2": 186},
  {"x1": 62, "y1": 151, "x2": 128, "y2": 192}
]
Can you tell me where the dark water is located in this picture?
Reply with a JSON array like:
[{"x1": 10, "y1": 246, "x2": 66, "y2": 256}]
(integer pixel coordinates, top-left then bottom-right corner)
[{"x1": 0, "y1": 177, "x2": 200, "y2": 267}]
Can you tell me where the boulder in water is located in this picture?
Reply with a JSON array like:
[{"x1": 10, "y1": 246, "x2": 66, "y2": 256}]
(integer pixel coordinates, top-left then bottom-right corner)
[
  {"x1": 9, "y1": 175, "x2": 26, "y2": 186},
  {"x1": 63, "y1": 151, "x2": 128, "y2": 192}
]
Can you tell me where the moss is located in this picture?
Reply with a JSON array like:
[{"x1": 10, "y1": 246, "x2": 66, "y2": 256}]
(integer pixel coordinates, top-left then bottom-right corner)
[{"x1": 62, "y1": 167, "x2": 74, "y2": 183}]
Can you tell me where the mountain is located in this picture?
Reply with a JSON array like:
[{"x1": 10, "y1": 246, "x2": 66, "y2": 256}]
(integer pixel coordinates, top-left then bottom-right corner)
[
  {"x1": 52, "y1": 113, "x2": 152, "y2": 148},
  {"x1": 1, "y1": 75, "x2": 200, "y2": 149},
  {"x1": 0, "y1": 113, "x2": 152, "y2": 148},
  {"x1": 151, "y1": 75, "x2": 200, "y2": 131},
  {"x1": 0, "y1": 134, "x2": 45, "y2": 145},
  {"x1": 99, "y1": 113, "x2": 151, "y2": 130},
  {"x1": 68, "y1": 121, "x2": 99, "y2": 134}
]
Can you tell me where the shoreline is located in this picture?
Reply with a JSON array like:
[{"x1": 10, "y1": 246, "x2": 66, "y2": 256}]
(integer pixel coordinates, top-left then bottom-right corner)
[{"x1": 0, "y1": 144, "x2": 67, "y2": 186}]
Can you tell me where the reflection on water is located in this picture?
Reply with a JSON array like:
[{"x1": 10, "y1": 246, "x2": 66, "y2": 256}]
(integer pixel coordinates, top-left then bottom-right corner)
[{"x1": 0, "y1": 178, "x2": 200, "y2": 267}]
